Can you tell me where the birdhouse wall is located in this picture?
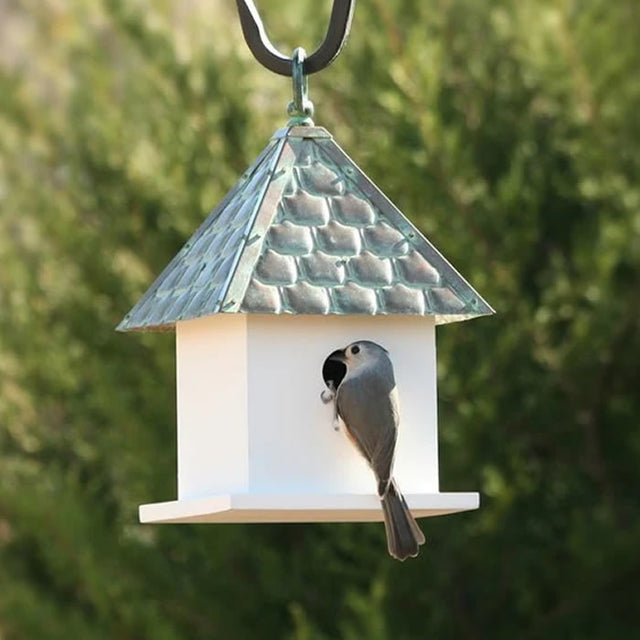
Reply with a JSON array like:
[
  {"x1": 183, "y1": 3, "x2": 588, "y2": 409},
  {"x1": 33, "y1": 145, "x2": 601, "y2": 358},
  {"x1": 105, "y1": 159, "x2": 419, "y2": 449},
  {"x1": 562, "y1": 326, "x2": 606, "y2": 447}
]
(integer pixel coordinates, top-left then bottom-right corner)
[
  {"x1": 176, "y1": 314, "x2": 249, "y2": 499},
  {"x1": 175, "y1": 314, "x2": 439, "y2": 501}
]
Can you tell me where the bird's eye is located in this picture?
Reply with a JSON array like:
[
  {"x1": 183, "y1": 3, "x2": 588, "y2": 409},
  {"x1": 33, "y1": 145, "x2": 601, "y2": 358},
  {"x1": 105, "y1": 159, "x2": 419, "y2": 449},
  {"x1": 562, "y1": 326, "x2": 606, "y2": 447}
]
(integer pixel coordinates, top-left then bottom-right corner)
[{"x1": 351, "y1": 345, "x2": 360, "y2": 355}]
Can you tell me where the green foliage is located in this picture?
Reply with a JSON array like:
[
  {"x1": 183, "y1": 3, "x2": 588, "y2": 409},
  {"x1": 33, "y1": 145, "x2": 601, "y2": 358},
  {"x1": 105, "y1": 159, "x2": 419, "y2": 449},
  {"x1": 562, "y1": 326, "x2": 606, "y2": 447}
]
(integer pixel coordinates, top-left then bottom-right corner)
[{"x1": 1, "y1": 0, "x2": 639, "y2": 637}]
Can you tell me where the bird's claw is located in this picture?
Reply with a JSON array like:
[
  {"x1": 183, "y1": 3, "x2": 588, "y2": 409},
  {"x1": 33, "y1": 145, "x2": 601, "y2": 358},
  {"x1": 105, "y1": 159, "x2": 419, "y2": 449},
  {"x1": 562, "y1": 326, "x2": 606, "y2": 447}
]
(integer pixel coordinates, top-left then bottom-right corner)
[
  {"x1": 322, "y1": 382, "x2": 341, "y2": 431},
  {"x1": 320, "y1": 388, "x2": 335, "y2": 404}
]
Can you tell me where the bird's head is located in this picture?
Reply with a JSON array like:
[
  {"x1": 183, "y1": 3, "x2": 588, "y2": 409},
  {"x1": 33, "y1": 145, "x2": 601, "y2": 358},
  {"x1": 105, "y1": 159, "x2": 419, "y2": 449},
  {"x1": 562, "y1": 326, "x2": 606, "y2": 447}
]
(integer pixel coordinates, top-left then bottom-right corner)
[{"x1": 323, "y1": 340, "x2": 389, "y2": 386}]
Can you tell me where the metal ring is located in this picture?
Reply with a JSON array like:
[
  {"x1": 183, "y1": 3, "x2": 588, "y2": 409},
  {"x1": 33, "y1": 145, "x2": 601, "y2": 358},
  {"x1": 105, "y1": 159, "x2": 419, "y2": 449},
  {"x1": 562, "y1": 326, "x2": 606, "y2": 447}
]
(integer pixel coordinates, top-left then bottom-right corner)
[
  {"x1": 287, "y1": 48, "x2": 314, "y2": 122},
  {"x1": 290, "y1": 48, "x2": 314, "y2": 117}
]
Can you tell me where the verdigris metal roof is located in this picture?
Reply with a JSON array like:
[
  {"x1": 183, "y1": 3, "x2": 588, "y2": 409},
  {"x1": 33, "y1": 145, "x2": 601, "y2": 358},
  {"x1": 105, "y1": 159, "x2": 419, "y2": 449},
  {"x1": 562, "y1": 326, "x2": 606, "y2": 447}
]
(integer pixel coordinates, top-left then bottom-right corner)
[{"x1": 118, "y1": 126, "x2": 493, "y2": 332}]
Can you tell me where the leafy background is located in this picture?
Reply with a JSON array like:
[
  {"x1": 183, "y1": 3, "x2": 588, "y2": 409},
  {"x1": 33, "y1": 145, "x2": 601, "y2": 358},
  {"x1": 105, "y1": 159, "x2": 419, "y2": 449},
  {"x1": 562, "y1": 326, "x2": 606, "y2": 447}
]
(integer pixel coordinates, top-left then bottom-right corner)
[{"x1": 1, "y1": 0, "x2": 639, "y2": 637}]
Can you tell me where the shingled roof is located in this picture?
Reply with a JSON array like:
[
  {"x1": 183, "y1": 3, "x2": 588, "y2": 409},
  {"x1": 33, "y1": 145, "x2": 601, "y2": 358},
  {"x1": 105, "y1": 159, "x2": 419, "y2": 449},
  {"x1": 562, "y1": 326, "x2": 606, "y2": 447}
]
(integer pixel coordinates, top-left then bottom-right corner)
[{"x1": 118, "y1": 126, "x2": 493, "y2": 332}]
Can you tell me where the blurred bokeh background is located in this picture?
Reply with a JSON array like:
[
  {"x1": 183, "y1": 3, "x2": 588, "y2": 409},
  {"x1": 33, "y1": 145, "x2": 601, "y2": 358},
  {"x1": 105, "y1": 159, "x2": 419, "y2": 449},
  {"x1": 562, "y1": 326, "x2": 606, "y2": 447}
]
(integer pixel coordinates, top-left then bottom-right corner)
[{"x1": 1, "y1": 0, "x2": 639, "y2": 637}]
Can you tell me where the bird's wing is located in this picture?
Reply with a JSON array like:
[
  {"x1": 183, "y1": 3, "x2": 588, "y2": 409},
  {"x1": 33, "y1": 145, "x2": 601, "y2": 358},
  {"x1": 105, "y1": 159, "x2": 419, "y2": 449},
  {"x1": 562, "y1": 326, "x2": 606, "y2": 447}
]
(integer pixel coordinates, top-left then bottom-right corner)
[{"x1": 337, "y1": 371, "x2": 398, "y2": 491}]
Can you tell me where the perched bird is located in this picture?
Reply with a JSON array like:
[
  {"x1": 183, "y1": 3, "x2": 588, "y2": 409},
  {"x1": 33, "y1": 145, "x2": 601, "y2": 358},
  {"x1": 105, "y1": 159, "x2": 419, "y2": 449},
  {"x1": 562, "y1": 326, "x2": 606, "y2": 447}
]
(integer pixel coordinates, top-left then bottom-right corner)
[{"x1": 324, "y1": 340, "x2": 425, "y2": 561}]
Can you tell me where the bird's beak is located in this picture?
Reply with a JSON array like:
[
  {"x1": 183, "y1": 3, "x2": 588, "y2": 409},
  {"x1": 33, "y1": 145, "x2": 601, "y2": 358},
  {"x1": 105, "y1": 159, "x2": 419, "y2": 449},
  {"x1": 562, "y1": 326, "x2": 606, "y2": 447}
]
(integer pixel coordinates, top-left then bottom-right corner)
[{"x1": 328, "y1": 348, "x2": 347, "y2": 363}]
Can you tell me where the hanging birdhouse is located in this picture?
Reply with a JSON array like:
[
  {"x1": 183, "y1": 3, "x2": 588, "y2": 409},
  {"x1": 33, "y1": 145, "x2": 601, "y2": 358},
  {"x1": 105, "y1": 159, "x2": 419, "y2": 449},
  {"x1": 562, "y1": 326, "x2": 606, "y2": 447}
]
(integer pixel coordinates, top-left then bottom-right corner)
[{"x1": 118, "y1": 0, "x2": 494, "y2": 534}]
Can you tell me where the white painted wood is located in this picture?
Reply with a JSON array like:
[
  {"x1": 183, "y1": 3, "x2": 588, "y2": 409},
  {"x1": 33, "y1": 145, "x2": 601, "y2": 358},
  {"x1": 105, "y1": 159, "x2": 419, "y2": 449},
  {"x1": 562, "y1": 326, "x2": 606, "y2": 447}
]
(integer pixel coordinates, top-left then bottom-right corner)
[
  {"x1": 139, "y1": 492, "x2": 479, "y2": 524},
  {"x1": 176, "y1": 315, "x2": 249, "y2": 499},
  {"x1": 170, "y1": 312, "x2": 446, "y2": 519},
  {"x1": 246, "y1": 315, "x2": 439, "y2": 495}
]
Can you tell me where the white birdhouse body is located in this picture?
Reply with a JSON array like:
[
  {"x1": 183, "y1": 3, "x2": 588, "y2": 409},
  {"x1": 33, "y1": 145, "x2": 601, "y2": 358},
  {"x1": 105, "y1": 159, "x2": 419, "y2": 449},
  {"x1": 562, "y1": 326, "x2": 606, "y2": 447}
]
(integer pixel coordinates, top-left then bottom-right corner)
[
  {"x1": 176, "y1": 313, "x2": 439, "y2": 501},
  {"x1": 118, "y1": 125, "x2": 493, "y2": 524}
]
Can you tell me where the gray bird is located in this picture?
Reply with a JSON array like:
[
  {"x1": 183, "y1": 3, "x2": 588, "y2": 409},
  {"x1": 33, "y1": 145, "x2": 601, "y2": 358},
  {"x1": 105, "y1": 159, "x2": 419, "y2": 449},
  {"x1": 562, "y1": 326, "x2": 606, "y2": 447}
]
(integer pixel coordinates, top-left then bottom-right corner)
[{"x1": 326, "y1": 340, "x2": 426, "y2": 561}]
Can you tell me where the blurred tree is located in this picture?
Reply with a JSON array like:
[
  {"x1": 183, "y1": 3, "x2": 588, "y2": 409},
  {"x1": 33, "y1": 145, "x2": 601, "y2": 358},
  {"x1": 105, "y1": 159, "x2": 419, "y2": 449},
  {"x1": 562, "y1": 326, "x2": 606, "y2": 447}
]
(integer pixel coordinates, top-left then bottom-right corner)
[{"x1": 0, "y1": 0, "x2": 638, "y2": 638}]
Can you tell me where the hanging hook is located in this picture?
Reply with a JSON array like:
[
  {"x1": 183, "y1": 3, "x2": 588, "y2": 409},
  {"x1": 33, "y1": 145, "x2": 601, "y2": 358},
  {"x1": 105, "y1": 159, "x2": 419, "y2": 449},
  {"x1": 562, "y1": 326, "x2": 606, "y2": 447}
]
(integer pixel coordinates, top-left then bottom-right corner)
[
  {"x1": 236, "y1": 0, "x2": 356, "y2": 77},
  {"x1": 287, "y1": 47, "x2": 314, "y2": 123}
]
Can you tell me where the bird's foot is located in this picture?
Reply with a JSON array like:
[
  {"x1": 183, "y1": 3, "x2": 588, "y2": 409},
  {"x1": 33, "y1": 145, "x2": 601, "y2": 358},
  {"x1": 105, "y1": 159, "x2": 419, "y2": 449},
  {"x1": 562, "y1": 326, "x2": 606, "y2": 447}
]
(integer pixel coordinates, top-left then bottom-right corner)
[{"x1": 320, "y1": 388, "x2": 335, "y2": 404}]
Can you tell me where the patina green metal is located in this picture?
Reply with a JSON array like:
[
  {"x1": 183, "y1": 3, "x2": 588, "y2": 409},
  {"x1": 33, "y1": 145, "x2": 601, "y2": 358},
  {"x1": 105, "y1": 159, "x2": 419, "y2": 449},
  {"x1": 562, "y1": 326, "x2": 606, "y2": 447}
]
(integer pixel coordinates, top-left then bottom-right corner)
[
  {"x1": 117, "y1": 125, "x2": 493, "y2": 332},
  {"x1": 287, "y1": 47, "x2": 314, "y2": 124}
]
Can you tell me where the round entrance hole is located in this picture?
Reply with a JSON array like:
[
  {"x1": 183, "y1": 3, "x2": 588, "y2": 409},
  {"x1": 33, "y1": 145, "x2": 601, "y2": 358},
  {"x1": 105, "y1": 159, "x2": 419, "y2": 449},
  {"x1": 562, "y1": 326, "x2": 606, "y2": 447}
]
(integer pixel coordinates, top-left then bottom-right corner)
[{"x1": 322, "y1": 350, "x2": 347, "y2": 390}]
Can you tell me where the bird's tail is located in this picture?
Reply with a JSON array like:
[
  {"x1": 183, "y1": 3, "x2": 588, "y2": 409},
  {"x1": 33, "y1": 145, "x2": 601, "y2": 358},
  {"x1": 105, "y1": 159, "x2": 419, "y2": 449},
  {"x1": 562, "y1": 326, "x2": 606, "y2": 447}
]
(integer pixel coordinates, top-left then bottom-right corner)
[{"x1": 380, "y1": 479, "x2": 426, "y2": 561}]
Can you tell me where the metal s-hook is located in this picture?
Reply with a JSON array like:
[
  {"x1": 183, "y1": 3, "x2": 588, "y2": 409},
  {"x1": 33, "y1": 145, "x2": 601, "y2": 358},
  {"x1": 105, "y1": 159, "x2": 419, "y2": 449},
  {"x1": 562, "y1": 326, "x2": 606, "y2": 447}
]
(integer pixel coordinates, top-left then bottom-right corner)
[{"x1": 236, "y1": 0, "x2": 356, "y2": 77}]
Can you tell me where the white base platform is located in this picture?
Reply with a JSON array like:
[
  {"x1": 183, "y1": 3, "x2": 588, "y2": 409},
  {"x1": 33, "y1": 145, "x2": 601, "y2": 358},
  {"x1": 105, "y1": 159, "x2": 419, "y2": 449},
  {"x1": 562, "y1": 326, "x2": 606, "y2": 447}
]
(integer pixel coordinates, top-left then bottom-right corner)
[{"x1": 139, "y1": 492, "x2": 480, "y2": 523}]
